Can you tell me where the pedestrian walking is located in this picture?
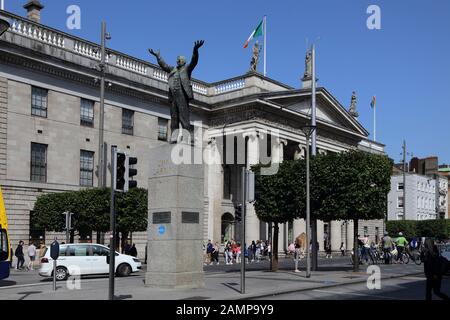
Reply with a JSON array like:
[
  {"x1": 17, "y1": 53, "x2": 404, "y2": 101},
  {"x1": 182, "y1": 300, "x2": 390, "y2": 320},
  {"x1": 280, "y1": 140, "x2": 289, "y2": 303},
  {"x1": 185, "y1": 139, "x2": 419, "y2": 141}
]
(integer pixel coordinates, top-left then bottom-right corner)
[
  {"x1": 294, "y1": 240, "x2": 301, "y2": 273},
  {"x1": 27, "y1": 242, "x2": 37, "y2": 271},
  {"x1": 212, "y1": 242, "x2": 219, "y2": 265},
  {"x1": 123, "y1": 242, "x2": 131, "y2": 255},
  {"x1": 15, "y1": 241, "x2": 25, "y2": 270},
  {"x1": 325, "y1": 242, "x2": 332, "y2": 259},
  {"x1": 340, "y1": 242, "x2": 345, "y2": 256},
  {"x1": 251, "y1": 241, "x2": 257, "y2": 262},
  {"x1": 129, "y1": 244, "x2": 138, "y2": 258},
  {"x1": 421, "y1": 238, "x2": 450, "y2": 300},
  {"x1": 206, "y1": 240, "x2": 213, "y2": 265}
]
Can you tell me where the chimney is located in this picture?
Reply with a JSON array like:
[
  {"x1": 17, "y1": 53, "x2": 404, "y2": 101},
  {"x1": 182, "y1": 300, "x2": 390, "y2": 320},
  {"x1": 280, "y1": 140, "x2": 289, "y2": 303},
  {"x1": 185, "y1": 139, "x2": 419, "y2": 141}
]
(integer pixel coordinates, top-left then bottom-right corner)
[{"x1": 23, "y1": 0, "x2": 44, "y2": 23}]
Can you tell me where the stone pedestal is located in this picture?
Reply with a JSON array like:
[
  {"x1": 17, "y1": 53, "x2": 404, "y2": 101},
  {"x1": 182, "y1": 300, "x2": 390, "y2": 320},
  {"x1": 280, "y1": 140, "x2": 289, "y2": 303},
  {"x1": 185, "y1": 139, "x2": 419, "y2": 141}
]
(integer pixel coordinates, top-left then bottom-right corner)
[{"x1": 145, "y1": 143, "x2": 204, "y2": 289}]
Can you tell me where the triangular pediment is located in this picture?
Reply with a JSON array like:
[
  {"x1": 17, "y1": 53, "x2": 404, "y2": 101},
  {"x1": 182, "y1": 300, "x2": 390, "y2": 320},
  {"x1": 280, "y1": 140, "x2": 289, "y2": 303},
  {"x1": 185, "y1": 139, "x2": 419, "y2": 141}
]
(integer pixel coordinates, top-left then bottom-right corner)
[{"x1": 263, "y1": 88, "x2": 368, "y2": 137}]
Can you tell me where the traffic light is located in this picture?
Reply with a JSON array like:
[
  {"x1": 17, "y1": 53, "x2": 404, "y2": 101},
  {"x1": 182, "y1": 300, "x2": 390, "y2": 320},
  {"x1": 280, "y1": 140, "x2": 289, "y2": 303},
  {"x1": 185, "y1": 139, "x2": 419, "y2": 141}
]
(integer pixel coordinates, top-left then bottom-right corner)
[
  {"x1": 125, "y1": 155, "x2": 138, "y2": 192},
  {"x1": 234, "y1": 204, "x2": 242, "y2": 222},
  {"x1": 114, "y1": 151, "x2": 126, "y2": 192}
]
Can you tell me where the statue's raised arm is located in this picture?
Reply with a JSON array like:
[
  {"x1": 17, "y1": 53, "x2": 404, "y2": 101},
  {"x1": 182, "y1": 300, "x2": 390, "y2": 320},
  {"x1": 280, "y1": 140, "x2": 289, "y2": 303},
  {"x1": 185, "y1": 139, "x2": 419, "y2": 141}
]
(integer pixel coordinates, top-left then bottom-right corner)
[
  {"x1": 188, "y1": 40, "x2": 204, "y2": 75},
  {"x1": 148, "y1": 48, "x2": 172, "y2": 73}
]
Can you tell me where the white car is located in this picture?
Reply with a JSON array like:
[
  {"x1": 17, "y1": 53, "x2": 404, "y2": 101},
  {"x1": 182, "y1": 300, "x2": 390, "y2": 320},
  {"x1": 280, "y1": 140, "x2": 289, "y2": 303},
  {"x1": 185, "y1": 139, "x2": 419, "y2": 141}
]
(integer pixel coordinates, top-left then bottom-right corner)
[{"x1": 39, "y1": 243, "x2": 142, "y2": 281}]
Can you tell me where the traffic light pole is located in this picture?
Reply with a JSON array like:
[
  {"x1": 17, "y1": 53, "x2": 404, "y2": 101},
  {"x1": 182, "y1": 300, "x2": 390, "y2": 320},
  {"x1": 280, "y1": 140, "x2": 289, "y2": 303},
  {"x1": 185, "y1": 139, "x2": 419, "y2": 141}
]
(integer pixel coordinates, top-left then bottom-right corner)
[{"x1": 108, "y1": 145, "x2": 117, "y2": 301}]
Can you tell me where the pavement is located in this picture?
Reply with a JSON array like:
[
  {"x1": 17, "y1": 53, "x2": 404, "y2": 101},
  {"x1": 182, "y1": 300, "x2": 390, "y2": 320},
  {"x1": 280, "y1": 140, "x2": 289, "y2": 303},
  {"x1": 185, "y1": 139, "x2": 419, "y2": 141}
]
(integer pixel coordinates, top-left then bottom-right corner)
[{"x1": 0, "y1": 259, "x2": 426, "y2": 300}]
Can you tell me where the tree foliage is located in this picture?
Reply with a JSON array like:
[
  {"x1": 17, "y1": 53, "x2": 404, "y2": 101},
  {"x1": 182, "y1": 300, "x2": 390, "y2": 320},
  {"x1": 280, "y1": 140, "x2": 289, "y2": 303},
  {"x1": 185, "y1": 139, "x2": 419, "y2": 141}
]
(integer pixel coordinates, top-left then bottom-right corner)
[
  {"x1": 253, "y1": 150, "x2": 392, "y2": 271},
  {"x1": 32, "y1": 188, "x2": 148, "y2": 237},
  {"x1": 387, "y1": 220, "x2": 450, "y2": 240},
  {"x1": 254, "y1": 150, "x2": 392, "y2": 222}
]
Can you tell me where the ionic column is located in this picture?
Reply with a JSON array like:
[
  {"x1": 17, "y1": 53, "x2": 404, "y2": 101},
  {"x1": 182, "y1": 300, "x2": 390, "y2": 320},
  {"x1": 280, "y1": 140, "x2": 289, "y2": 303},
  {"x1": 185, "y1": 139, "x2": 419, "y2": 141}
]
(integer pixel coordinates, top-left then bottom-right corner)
[
  {"x1": 330, "y1": 221, "x2": 341, "y2": 252},
  {"x1": 346, "y1": 220, "x2": 354, "y2": 252}
]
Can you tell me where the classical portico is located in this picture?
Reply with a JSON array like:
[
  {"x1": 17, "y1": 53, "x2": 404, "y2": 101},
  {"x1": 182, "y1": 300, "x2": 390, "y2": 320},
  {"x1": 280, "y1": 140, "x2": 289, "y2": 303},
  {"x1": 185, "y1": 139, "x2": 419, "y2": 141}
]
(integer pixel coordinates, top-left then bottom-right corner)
[{"x1": 205, "y1": 87, "x2": 385, "y2": 253}]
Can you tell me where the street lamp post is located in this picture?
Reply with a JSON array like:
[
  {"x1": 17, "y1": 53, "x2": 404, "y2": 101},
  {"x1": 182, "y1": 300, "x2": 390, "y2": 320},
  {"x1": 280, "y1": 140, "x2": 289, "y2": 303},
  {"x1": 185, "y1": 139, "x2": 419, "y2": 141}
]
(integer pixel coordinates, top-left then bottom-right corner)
[
  {"x1": 98, "y1": 22, "x2": 111, "y2": 188},
  {"x1": 301, "y1": 125, "x2": 316, "y2": 278}
]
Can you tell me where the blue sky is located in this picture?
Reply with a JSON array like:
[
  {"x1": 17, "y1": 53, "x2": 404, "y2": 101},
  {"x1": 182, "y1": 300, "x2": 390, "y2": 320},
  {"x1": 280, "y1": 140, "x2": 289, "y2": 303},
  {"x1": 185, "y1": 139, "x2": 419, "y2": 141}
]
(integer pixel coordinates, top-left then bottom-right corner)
[{"x1": 5, "y1": 0, "x2": 450, "y2": 164}]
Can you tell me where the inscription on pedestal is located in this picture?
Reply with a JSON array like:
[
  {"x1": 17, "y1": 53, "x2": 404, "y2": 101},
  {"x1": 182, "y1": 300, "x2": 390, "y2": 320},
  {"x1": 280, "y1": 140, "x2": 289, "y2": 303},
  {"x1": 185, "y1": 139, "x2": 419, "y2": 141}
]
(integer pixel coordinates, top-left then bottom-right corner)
[
  {"x1": 182, "y1": 212, "x2": 199, "y2": 224},
  {"x1": 153, "y1": 212, "x2": 171, "y2": 224}
]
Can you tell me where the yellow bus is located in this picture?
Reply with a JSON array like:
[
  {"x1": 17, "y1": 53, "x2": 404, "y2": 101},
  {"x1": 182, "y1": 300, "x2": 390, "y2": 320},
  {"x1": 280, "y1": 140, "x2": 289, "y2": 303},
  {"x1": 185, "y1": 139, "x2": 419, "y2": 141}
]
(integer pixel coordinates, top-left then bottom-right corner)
[{"x1": 0, "y1": 186, "x2": 10, "y2": 280}]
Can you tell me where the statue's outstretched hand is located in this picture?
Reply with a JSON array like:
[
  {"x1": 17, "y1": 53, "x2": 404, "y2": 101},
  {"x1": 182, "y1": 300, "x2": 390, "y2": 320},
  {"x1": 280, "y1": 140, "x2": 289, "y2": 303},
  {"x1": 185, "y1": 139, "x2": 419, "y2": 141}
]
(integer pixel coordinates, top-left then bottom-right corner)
[
  {"x1": 148, "y1": 49, "x2": 160, "y2": 59},
  {"x1": 194, "y1": 40, "x2": 205, "y2": 50}
]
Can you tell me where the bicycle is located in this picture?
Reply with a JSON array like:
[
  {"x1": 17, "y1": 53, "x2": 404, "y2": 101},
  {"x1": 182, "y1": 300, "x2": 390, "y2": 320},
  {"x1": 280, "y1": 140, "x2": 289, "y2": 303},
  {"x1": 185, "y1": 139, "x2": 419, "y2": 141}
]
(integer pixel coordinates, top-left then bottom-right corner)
[
  {"x1": 396, "y1": 247, "x2": 409, "y2": 264},
  {"x1": 407, "y1": 247, "x2": 422, "y2": 265}
]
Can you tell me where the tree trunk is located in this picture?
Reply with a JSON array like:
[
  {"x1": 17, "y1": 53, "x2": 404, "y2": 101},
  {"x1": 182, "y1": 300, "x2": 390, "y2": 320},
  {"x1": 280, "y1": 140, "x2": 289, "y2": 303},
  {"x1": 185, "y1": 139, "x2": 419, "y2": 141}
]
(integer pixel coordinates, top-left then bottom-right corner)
[
  {"x1": 273, "y1": 224, "x2": 279, "y2": 271},
  {"x1": 353, "y1": 219, "x2": 359, "y2": 272}
]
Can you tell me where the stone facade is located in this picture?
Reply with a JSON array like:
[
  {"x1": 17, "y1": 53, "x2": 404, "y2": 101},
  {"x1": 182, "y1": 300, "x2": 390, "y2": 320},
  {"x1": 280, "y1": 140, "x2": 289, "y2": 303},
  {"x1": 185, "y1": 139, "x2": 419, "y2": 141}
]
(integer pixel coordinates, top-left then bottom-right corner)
[{"x1": 0, "y1": 9, "x2": 386, "y2": 259}]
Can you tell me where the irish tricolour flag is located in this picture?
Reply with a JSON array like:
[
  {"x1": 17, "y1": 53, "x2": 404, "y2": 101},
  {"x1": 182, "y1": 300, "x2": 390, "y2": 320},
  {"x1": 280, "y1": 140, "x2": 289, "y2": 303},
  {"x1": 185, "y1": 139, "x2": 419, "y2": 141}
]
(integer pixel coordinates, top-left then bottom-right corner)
[
  {"x1": 243, "y1": 19, "x2": 264, "y2": 49},
  {"x1": 371, "y1": 96, "x2": 376, "y2": 109}
]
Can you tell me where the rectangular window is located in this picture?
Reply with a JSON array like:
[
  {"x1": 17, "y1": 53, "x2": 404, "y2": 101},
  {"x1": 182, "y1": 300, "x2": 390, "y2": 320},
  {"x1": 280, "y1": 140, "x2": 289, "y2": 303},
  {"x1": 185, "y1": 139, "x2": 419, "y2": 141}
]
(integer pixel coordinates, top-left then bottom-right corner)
[
  {"x1": 397, "y1": 182, "x2": 404, "y2": 191},
  {"x1": 30, "y1": 143, "x2": 47, "y2": 182},
  {"x1": 80, "y1": 99, "x2": 94, "y2": 127},
  {"x1": 31, "y1": 86, "x2": 48, "y2": 118},
  {"x1": 80, "y1": 150, "x2": 94, "y2": 187},
  {"x1": 363, "y1": 226, "x2": 369, "y2": 236},
  {"x1": 122, "y1": 109, "x2": 134, "y2": 135},
  {"x1": 158, "y1": 118, "x2": 168, "y2": 141},
  {"x1": 397, "y1": 196, "x2": 404, "y2": 208}
]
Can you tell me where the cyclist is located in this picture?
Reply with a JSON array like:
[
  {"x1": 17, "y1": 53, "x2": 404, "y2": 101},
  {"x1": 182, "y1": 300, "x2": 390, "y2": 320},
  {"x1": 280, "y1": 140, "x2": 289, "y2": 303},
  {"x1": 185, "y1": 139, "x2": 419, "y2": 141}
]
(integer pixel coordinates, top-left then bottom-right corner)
[
  {"x1": 395, "y1": 232, "x2": 408, "y2": 263},
  {"x1": 381, "y1": 232, "x2": 393, "y2": 264}
]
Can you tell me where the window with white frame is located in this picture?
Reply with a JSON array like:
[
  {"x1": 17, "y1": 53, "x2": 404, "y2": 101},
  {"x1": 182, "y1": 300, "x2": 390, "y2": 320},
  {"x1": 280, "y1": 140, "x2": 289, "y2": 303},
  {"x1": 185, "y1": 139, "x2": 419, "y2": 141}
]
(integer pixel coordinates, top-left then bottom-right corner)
[
  {"x1": 397, "y1": 182, "x2": 404, "y2": 191},
  {"x1": 80, "y1": 150, "x2": 94, "y2": 187}
]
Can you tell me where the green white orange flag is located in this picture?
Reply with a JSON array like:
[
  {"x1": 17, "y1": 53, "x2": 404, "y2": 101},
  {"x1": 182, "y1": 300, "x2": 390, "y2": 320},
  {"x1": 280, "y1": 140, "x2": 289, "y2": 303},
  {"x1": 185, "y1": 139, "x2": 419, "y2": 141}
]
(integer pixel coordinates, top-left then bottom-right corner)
[
  {"x1": 243, "y1": 19, "x2": 264, "y2": 49},
  {"x1": 371, "y1": 96, "x2": 376, "y2": 109}
]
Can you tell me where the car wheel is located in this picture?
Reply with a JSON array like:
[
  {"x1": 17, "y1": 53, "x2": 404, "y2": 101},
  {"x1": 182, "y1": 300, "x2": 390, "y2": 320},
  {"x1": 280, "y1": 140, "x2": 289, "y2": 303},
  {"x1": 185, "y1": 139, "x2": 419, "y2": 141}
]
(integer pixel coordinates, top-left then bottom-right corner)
[
  {"x1": 117, "y1": 263, "x2": 131, "y2": 277},
  {"x1": 55, "y1": 267, "x2": 68, "y2": 281}
]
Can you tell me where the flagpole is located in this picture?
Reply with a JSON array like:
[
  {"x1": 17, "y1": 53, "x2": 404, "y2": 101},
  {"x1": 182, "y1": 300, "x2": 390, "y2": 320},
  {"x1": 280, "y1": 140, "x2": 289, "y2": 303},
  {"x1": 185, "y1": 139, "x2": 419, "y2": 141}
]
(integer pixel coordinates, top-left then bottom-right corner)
[
  {"x1": 311, "y1": 43, "x2": 317, "y2": 155},
  {"x1": 373, "y1": 97, "x2": 376, "y2": 142},
  {"x1": 263, "y1": 15, "x2": 267, "y2": 76}
]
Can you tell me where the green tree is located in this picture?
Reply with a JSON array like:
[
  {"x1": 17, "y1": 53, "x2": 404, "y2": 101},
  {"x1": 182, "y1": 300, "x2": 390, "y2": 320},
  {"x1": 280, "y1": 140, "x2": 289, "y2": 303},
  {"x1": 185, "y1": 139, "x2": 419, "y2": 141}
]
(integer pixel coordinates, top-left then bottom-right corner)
[
  {"x1": 323, "y1": 151, "x2": 392, "y2": 271},
  {"x1": 386, "y1": 220, "x2": 418, "y2": 239},
  {"x1": 254, "y1": 160, "x2": 305, "y2": 271},
  {"x1": 116, "y1": 188, "x2": 148, "y2": 250},
  {"x1": 32, "y1": 188, "x2": 148, "y2": 244},
  {"x1": 254, "y1": 150, "x2": 392, "y2": 272}
]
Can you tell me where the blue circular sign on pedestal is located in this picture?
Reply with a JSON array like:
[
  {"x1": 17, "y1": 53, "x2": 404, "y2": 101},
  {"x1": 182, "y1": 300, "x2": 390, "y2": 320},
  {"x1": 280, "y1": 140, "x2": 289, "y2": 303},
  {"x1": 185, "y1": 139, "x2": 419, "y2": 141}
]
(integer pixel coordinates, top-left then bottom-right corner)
[{"x1": 158, "y1": 225, "x2": 166, "y2": 235}]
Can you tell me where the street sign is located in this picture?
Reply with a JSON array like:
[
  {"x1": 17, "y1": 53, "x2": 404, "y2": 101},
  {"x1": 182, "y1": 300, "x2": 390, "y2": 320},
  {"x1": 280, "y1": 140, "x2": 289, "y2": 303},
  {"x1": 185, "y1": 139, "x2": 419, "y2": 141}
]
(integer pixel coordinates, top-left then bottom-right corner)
[
  {"x1": 50, "y1": 240, "x2": 59, "y2": 291},
  {"x1": 158, "y1": 225, "x2": 166, "y2": 235},
  {"x1": 50, "y1": 240, "x2": 60, "y2": 260}
]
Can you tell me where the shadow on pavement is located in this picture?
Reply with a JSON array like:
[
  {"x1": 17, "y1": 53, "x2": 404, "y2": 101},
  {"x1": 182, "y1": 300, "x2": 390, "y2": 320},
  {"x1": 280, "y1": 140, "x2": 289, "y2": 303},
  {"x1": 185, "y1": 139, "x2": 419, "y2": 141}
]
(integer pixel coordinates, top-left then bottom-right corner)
[
  {"x1": 0, "y1": 280, "x2": 17, "y2": 287},
  {"x1": 17, "y1": 291, "x2": 42, "y2": 300}
]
